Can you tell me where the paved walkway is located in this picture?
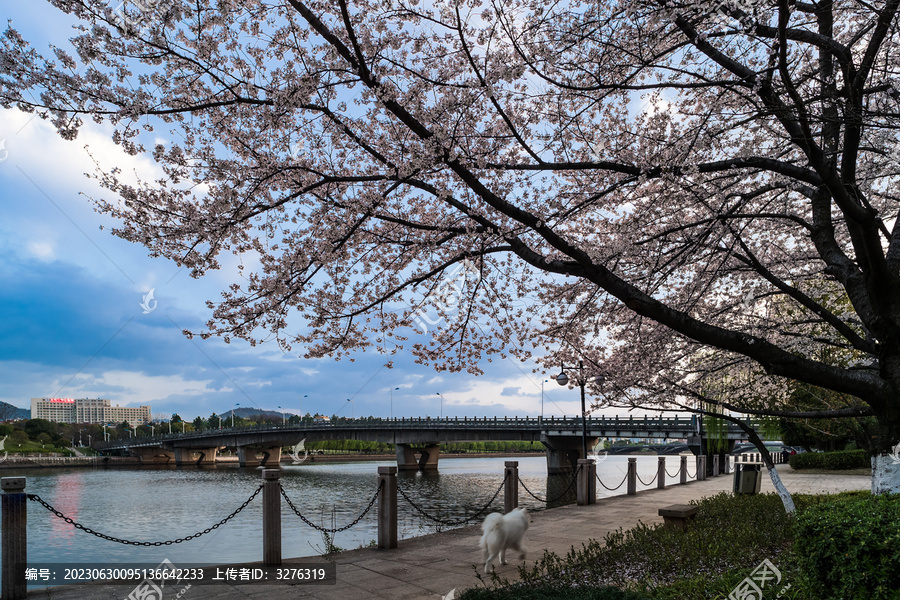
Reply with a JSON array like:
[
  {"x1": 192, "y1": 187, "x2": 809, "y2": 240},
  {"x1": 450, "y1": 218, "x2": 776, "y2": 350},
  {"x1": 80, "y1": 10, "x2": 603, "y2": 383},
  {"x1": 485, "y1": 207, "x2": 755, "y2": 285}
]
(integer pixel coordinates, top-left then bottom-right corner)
[{"x1": 27, "y1": 466, "x2": 870, "y2": 600}]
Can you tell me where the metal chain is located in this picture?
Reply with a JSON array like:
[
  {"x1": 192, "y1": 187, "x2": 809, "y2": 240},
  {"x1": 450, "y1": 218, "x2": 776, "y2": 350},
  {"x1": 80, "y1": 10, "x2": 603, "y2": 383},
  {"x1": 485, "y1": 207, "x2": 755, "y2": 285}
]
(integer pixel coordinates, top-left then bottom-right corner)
[
  {"x1": 665, "y1": 466, "x2": 681, "y2": 479},
  {"x1": 686, "y1": 463, "x2": 697, "y2": 479},
  {"x1": 396, "y1": 474, "x2": 505, "y2": 527},
  {"x1": 517, "y1": 467, "x2": 579, "y2": 504},
  {"x1": 26, "y1": 485, "x2": 262, "y2": 546},
  {"x1": 636, "y1": 468, "x2": 659, "y2": 487},
  {"x1": 597, "y1": 471, "x2": 628, "y2": 491},
  {"x1": 281, "y1": 480, "x2": 382, "y2": 534}
]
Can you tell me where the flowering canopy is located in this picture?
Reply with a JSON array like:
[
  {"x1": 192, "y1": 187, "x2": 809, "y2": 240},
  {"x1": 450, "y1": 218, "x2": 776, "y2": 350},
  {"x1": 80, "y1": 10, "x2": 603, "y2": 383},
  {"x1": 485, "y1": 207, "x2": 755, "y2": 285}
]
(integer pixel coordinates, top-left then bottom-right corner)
[{"x1": 4, "y1": 0, "x2": 900, "y2": 451}]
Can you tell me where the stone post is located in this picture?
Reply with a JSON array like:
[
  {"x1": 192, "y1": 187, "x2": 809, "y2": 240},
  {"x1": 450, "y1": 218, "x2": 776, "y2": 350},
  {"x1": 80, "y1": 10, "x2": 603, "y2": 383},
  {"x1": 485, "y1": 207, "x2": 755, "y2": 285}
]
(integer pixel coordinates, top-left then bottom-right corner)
[
  {"x1": 377, "y1": 466, "x2": 398, "y2": 549},
  {"x1": 504, "y1": 461, "x2": 518, "y2": 513},
  {"x1": 588, "y1": 459, "x2": 597, "y2": 502},
  {"x1": 680, "y1": 455, "x2": 687, "y2": 485},
  {"x1": 657, "y1": 456, "x2": 666, "y2": 489},
  {"x1": 712, "y1": 454, "x2": 720, "y2": 477},
  {"x1": 699, "y1": 456, "x2": 707, "y2": 481},
  {"x1": 576, "y1": 459, "x2": 596, "y2": 505},
  {"x1": 2, "y1": 477, "x2": 26, "y2": 600},
  {"x1": 627, "y1": 457, "x2": 637, "y2": 496},
  {"x1": 262, "y1": 469, "x2": 281, "y2": 566}
]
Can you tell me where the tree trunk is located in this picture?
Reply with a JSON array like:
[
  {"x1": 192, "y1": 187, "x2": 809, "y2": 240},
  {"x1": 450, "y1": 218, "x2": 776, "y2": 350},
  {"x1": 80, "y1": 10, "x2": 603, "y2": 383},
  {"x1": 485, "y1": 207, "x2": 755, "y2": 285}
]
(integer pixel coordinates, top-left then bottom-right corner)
[
  {"x1": 766, "y1": 465, "x2": 796, "y2": 515},
  {"x1": 740, "y1": 423, "x2": 796, "y2": 514},
  {"x1": 872, "y1": 453, "x2": 900, "y2": 494}
]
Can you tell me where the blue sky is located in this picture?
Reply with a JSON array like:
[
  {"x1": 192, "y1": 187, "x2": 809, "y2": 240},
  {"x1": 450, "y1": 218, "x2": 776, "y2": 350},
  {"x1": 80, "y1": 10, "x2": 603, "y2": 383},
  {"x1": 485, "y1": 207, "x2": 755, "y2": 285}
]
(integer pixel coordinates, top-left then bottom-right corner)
[{"x1": 0, "y1": 3, "x2": 614, "y2": 422}]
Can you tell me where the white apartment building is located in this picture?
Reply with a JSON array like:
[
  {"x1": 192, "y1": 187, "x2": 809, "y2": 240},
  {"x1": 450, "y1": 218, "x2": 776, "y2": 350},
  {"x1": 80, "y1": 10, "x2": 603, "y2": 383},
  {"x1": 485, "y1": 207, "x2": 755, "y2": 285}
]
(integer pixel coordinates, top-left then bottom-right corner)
[{"x1": 30, "y1": 398, "x2": 151, "y2": 428}]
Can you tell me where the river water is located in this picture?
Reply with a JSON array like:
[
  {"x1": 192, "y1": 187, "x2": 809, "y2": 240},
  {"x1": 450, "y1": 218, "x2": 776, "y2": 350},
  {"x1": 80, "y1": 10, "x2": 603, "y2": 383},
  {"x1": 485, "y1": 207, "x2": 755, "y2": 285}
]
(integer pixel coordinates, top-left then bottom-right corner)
[{"x1": 7, "y1": 455, "x2": 678, "y2": 575}]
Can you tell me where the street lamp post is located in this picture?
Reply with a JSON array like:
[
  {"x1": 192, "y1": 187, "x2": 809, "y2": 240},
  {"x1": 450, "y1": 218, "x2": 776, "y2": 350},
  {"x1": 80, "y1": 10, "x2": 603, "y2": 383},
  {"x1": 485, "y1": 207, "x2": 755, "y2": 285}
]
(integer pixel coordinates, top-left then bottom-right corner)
[
  {"x1": 232, "y1": 403, "x2": 239, "y2": 428},
  {"x1": 389, "y1": 387, "x2": 399, "y2": 419},
  {"x1": 556, "y1": 360, "x2": 590, "y2": 460},
  {"x1": 278, "y1": 405, "x2": 285, "y2": 426},
  {"x1": 541, "y1": 379, "x2": 550, "y2": 419},
  {"x1": 347, "y1": 398, "x2": 354, "y2": 419},
  {"x1": 436, "y1": 393, "x2": 445, "y2": 419}
]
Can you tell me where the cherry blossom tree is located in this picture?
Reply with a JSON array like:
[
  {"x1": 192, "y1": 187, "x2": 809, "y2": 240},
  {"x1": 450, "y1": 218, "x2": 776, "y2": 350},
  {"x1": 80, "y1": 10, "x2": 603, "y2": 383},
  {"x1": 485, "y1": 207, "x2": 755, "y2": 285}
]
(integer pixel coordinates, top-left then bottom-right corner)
[{"x1": 4, "y1": 0, "x2": 900, "y2": 493}]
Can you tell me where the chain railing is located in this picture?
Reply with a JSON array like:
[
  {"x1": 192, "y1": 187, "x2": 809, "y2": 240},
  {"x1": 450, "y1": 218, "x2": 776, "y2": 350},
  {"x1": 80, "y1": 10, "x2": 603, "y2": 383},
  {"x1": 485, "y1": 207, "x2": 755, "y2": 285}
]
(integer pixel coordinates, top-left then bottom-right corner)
[
  {"x1": 635, "y1": 467, "x2": 659, "y2": 487},
  {"x1": 517, "y1": 467, "x2": 580, "y2": 504},
  {"x1": 686, "y1": 462, "x2": 698, "y2": 479},
  {"x1": 281, "y1": 481, "x2": 383, "y2": 534},
  {"x1": 396, "y1": 474, "x2": 506, "y2": 527},
  {"x1": 597, "y1": 470, "x2": 629, "y2": 491},
  {"x1": 665, "y1": 465, "x2": 681, "y2": 479},
  {"x1": 26, "y1": 485, "x2": 263, "y2": 546}
]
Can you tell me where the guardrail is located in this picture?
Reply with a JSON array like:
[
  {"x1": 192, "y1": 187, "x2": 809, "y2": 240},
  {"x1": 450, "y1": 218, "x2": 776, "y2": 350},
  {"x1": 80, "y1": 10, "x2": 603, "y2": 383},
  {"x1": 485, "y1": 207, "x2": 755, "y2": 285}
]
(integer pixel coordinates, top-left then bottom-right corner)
[
  {"x1": 98, "y1": 414, "x2": 761, "y2": 450},
  {"x1": 0, "y1": 453, "x2": 731, "y2": 598}
]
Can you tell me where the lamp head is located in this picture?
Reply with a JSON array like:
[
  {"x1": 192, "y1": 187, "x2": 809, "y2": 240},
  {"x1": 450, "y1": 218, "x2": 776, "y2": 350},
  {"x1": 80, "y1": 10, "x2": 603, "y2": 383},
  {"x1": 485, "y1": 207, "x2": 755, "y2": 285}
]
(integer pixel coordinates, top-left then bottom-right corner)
[{"x1": 556, "y1": 372, "x2": 569, "y2": 386}]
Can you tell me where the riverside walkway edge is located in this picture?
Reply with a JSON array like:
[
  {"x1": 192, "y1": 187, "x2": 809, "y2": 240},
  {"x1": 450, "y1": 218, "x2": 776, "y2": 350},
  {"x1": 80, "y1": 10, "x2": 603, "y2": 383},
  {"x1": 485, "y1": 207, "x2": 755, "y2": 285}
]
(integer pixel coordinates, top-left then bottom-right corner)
[{"x1": 26, "y1": 467, "x2": 870, "y2": 600}]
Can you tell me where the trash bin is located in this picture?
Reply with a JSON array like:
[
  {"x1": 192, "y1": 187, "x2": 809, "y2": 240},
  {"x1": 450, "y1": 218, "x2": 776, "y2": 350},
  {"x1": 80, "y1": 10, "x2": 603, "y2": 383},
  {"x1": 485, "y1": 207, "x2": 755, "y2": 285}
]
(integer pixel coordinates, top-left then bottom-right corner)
[{"x1": 733, "y1": 462, "x2": 762, "y2": 495}]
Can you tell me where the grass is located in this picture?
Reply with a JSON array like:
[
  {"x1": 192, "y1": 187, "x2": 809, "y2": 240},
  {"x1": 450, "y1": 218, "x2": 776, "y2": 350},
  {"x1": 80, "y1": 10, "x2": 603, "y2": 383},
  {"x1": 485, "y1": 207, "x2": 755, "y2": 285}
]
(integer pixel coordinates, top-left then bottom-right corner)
[
  {"x1": 2, "y1": 440, "x2": 79, "y2": 456},
  {"x1": 462, "y1": 491, "x2": 863, "y2": 600}
]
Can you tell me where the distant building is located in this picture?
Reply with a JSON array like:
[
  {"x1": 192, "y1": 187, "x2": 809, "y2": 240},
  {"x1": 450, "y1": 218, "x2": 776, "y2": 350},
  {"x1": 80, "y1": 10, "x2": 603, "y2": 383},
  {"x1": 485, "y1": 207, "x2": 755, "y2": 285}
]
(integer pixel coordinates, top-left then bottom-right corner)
[
  {"x1": 313, "y1": 414, "x2": 331, "y2": 424},
  {"x1": 30, "y1": 398, "x2": 151, "y2": 428}
]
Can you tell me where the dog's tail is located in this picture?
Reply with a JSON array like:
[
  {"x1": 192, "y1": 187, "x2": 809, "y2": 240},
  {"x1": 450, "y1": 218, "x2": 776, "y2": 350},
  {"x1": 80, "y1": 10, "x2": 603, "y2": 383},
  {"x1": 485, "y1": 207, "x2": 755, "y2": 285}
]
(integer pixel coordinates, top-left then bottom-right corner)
[{"x1": 480, "y1": 512, "x2": 504, "y2": 546}]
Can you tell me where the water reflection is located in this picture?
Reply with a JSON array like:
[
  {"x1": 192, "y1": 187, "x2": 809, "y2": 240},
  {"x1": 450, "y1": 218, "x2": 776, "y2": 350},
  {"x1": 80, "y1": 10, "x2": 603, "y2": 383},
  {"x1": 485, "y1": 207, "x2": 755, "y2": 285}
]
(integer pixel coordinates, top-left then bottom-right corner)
[{"x1": 8, "y1": 454, "x2": 669, "y2": 576}]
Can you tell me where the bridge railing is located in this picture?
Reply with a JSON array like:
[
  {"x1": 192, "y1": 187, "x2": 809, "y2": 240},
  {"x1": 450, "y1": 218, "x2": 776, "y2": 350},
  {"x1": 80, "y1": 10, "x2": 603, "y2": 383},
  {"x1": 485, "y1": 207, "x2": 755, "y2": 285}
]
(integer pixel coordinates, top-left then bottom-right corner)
[{"x1": 97, "y1": 414, "x2": 761, "y2": 450}]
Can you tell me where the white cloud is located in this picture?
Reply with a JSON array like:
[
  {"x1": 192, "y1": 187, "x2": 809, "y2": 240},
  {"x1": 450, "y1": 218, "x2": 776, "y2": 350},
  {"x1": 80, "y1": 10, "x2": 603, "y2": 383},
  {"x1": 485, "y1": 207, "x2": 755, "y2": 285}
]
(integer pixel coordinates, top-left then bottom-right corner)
[
  {"x1": 53, "y1": 370, "x2": 217, "y2": 408},
  {"x1": 27, "y1": 240, "x2": 55, "y2": 260}
]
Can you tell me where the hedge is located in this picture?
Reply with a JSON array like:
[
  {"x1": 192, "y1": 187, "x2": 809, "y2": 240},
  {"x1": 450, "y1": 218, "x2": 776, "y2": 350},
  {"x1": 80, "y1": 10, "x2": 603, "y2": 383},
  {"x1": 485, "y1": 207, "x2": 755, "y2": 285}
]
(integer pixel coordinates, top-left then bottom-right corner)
[
  {"x1": 788, "y1": 449, "x2": 869, "y2": 470},
  {"x1": 793, "y1": 492, "x2": 900, "y2": 599}
]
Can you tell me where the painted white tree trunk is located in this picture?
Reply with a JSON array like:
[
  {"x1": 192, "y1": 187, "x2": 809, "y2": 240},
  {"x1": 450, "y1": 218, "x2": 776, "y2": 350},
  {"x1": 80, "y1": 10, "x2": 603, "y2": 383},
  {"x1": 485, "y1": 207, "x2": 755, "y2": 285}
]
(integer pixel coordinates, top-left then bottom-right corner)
[
  {"x1": 767, "y1": 466, "x2": 795, "y2": 515},
  {"x1": 872, "y1": 454, "x2": 900, "y2": 494}
]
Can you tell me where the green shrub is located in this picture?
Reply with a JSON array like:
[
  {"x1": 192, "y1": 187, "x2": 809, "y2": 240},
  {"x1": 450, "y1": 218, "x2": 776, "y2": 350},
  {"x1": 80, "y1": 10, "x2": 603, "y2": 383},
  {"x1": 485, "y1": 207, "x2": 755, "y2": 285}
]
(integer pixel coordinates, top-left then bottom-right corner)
[
  {"x1": 793, "y1": 492, "x2": 900, "y2": 599},
  {"x1": 789, "y1": 449, "x2": 869, "y2": 470}
]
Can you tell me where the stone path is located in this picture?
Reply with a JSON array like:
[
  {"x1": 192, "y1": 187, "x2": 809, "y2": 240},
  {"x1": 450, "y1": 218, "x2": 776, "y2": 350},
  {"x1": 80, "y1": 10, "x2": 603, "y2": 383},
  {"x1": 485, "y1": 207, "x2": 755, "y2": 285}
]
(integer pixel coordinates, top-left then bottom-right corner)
[{"x1": 26, "y1": 466, "x2": 870, "y2": 600}]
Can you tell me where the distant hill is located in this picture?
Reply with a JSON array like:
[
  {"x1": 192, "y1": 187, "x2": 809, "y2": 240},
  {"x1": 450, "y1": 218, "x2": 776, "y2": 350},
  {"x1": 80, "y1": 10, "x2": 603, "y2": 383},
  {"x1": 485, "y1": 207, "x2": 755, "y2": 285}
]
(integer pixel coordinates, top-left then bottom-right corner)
[
  {"x1": 216, "y1": 407, "x2": 296, "y2": 421},
  {"x1": 0, "y1": 402, "x2": 29, "y2": 421}
]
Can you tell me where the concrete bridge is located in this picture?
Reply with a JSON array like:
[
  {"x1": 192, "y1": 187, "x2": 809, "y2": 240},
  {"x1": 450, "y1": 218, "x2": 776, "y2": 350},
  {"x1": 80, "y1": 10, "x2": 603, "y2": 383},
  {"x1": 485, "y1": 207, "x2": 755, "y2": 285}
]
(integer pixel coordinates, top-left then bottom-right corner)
[{"x1": 97, "y1": 415, "x2": 754, "y2": 474}]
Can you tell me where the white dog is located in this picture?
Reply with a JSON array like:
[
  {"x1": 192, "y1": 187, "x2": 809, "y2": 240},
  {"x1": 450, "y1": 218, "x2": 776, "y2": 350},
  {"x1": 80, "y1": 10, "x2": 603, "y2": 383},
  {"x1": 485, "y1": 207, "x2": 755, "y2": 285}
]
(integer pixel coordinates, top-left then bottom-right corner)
[{"x1": 479, "y1": 508, "x2": 529, "y2": 573}]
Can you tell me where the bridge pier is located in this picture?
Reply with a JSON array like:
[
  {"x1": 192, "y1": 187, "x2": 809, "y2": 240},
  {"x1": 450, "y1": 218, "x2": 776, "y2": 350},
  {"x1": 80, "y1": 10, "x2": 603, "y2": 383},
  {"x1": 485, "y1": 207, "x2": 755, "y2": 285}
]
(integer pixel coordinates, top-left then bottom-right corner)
[
  {"x1": 129, "y1": 447, "x2": 175, "y2": 465},
  {"x1": 541, "y1": 435, "x2": 598, "y2": 474},
  {"x1": 196, "y1": 447, "x2": 219, "y2": 465},
  {"x1": 395, "y1": 444, "x2": 440, "y2": 471},
  {"x1": 238, "y1": 446, "x2": 282, "y2": 468},
  {"x1": 174, "y1": 447, "x2": 219, "y2": 466}
]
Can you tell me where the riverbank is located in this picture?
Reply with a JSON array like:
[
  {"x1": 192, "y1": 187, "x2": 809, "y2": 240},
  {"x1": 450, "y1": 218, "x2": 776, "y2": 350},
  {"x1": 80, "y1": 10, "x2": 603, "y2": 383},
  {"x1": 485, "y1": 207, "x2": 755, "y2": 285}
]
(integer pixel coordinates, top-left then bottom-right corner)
[
  {"x1": 0, "y1": 456, "x2": 142, "y2": 469},
  {"x1": 25, "y1": 465, "x2": 870, "y2": 600}
]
